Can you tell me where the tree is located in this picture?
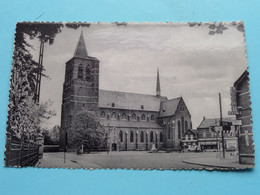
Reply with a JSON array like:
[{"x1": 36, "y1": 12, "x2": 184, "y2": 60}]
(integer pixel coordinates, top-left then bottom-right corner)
[
  {"x1": 42, "y1": 125, "x2": 60, "y2": 145},
  {"x1": 70, "y1": 111, "x2": 107, "y2": 150},
  {"x1": 49, "y1": 125, "x2": 60, "y2": 144},
  {"x1": 6, "y1": 23, "x2": 63, "y2": 141},
  {"x1": 7, "y1": 22, "x2": 92, "y2": 142}
]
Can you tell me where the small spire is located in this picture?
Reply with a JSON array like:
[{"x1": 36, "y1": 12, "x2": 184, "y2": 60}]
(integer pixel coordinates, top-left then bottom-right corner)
[
  {"x1": 156, "y1": 68, "x2": 161, "y2": 97},
  {"x1": 74, "y1": 30, "x2": 88, "y2": 58}
]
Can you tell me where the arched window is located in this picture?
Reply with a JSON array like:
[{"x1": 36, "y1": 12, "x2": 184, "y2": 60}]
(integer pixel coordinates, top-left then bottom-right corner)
[
  {"x1": 100, "y1": 111, "x2": 106, "y2": 118},
  {"x1": 132, "y1": 113, "x2": 136, "y2": 120},
  {"x1": 78, "y1": 65, "x2": 84, "y2": 79},
  {"x1": 122, "y1": 113, "x2": 127, "y2": 119},
  {"x1": 130, "y1": 131, "x2": 134, "y2": 142},
  {"x1": 181, "y1": 116, "x2": 184, "y2": 134},
  {"x1": 151, "y1": 115, "x2": 155, "y2": 121},
  {"x1": 150, "y1": 131, "x2": 154, "y2": 142},
  {"x1": 140, "y1": 131, "x2": 144, "y2": 142},
  {"x1": 185, "y1": 121, "x2": 188, "y2": 131},
  {"x1": 112, "y1": 112, "x2": 116, "y2": 118},
  {"x1": 141, "y1": 114, "x2": 146, "y2": 120},
  {"x1": 86, "y1": 67, "x2": 91, "y2": 81},
  {"x1": 178, "y1": 120, "x2": 181, "y2": 139},
  {"x1": 119, "y1": 130, "x2": 123, "y2": 142},
  {"x1": 160, "y1": 132, "x2": 163, "y2": 142}
]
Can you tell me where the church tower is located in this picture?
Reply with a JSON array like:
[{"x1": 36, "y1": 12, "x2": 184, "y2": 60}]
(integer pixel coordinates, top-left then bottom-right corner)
[{"x1": 60, "y1": 31, "x2": 100, "y2": 148}]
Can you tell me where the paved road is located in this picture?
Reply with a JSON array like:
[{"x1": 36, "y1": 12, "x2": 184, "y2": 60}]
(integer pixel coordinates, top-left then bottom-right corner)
[{"x1": 37, "y1": 151, "x2": 238, "y2": 170}]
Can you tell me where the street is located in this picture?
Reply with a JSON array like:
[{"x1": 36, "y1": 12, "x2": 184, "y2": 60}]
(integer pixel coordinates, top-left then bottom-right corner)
[{"x1": 37, "y1": 151, "x2": 247, "y2": 170}]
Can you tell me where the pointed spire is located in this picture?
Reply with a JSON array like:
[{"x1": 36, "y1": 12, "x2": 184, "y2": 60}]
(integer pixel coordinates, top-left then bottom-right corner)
[
  {"x1": 156, "y1": 68, "x2": 161, "y2": 97},
  {"x1": 74, "y1": 30, "x2": 88, "y2": 58}
]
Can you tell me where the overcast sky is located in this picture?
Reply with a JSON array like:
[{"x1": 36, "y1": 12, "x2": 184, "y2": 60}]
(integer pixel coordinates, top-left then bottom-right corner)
[{"x1": 28, "y1": 23, "x2": 247, "y2": 129}]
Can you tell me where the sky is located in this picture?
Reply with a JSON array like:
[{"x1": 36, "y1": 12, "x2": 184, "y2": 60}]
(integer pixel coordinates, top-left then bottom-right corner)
[{"x1": 28, "y1": 22, "x2": 247, "y2": 129}]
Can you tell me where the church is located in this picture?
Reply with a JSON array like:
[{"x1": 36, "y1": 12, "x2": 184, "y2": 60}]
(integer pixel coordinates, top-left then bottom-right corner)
[{"x1": 60, "y1": 31, "x2": 192, "y2": 151}]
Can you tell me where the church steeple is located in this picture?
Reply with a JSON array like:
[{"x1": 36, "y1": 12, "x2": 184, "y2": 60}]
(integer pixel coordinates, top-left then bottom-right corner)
[
  {"x1": 74, "y1": 30, "x2": 88, "y2": 58},
  {"x1": 156, "y1": 68, "x2": 161, "y2": 97}
]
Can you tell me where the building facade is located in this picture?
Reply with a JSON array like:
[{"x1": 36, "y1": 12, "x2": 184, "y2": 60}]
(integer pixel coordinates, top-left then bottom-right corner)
[
  {"x1": 232, "y1": 70, "x2": 254, "y2": 164},
  {"x1": 60, "y1": 32, "x2": 192, "y2": 151},
  {"x1": 196, "y1": 117, "x2": 239, "y2": 151},
  {"x1": 181, "y1": 129, "x2": 198, "y2": 151}
]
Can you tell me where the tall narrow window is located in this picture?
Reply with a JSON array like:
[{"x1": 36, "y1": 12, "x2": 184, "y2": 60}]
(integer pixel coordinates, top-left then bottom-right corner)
[
  {"x1": 112, "y1": 112, "x2": 116, "y2": 118},
  {"x1": 78, "y1": 66, "x2": 84, "y2": 79},
  {"x1": 181, "y1": 116, "x2": 184, "y2": 134},
  {"x1": 122, "y1": 113, "x2": 127, "y2": 119},
  {"x1": 150, "y1": 131, "x2": 154, "y2": 142},
  {"x1": 100, "y1": 111, "x2": 106, "y2": 118},
  {"x1": 140, "y1": 131, "x2": 144, "y2": 142},
  {"x1": 151, "y1": 115, "x2": 155, "y2": 121},
  {"x1": 132, "y1": 113, "x2": 136, "y2": 120},
  {"x1": 119, "y1": 130, "x2": 123, "y2": 142},
  {"x1": 168, "y1": 127, "x2": 171, "y2": 139},
  {"x1": 86, "y1": 67, "x2": 91, "y2": 81},
  {"x1": 185, "y1": 121, "x2": 188, "y2": 131},
  {"x1": 203, "y1": 131, "x2": 206, "y2": 138},
  {"x1": 130, "y1": 131, "x2": 134, "y2": 142},
  {"x1": 160, "y1": 132, "x2": 163, "y2": 142},
  {"x1": 178, "y1": 120, "x2": 181, "y2": 139}
]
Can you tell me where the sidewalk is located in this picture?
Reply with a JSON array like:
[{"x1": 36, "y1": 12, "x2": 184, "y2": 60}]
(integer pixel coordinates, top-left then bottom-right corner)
[{"x1": 183, "y1": 157, "x2": 254, "y2": 169}]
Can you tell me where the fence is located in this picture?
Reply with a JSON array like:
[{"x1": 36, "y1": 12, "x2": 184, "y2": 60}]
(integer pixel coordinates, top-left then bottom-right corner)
[{"x1": 5, "y1": 132, "x2": 39, "y2": 167}]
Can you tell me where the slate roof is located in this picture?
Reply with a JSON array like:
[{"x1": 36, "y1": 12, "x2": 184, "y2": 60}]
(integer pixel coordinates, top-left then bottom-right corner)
[
  {"x1": 198, "y1": 117, "x2": 237, "y2": 129},
  {"x1": 99, "y1": 119, "x2": 163, "y2": 129},
  {"x1": 74, "y1": 31, "x2": 88, "y2": 58},
  {"x1": 234, "y1": 70, "x2": 248, "y2": 87},
  {"x1": 159, "y1": 97, "x2": 181, "y2": 117},
  {"x1": 98, "y1": 89, "x2": 167, "y2": 111}
]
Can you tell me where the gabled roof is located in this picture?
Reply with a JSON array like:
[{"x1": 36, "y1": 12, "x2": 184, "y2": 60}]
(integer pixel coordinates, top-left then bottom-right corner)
[
  {"x1": 74, "y1": 31, "x2": 88, "y2": 58},
  {"x1": 198, "y1": 117, "x2": 237, "y2": 129},
  {"x1": 159, "y1": 97, "x2": 181, "y2": 117},
  {"x1": 234, "y1": 70, "x2": 249, "y2": 87},
  {"x1": 183, "y1": 129, "x2": 198, "y2": 136},
  {"x1": 98, "y1": 89, "x2": 167, "y2": 111}
]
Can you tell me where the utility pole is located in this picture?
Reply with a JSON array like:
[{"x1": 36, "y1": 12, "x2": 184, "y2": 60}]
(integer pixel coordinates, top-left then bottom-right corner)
[
  {"x1": 219, "y1": 93, "x2": 225, "y2": 158},
  {"x1": 35, "y1": 41, "x2": 45, "y2": 103}
]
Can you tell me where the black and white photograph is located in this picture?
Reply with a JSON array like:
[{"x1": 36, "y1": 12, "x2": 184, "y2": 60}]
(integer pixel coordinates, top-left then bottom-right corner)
[{"x1": 4, "y1": 22, "x2": 254, "y2": 170}]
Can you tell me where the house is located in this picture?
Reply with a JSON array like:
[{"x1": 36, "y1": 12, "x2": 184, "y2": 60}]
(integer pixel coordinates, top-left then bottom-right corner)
[{"x1": 197, "y1": 117, "x2": 239, "y2": 151}]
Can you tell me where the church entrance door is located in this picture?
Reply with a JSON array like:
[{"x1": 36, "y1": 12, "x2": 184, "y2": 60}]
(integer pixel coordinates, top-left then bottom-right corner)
[{"x1": 112, "y1": 143, "x2": 117, "y2": 151}]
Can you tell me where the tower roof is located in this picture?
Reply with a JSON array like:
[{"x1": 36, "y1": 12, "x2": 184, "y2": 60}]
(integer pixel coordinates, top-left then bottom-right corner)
[
  {"x1": 74, "y1": 30, "x2": 88, "y2": 58},
  {"x1": 156, "y1": 68, "x2": 161, "y2": 96}
]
